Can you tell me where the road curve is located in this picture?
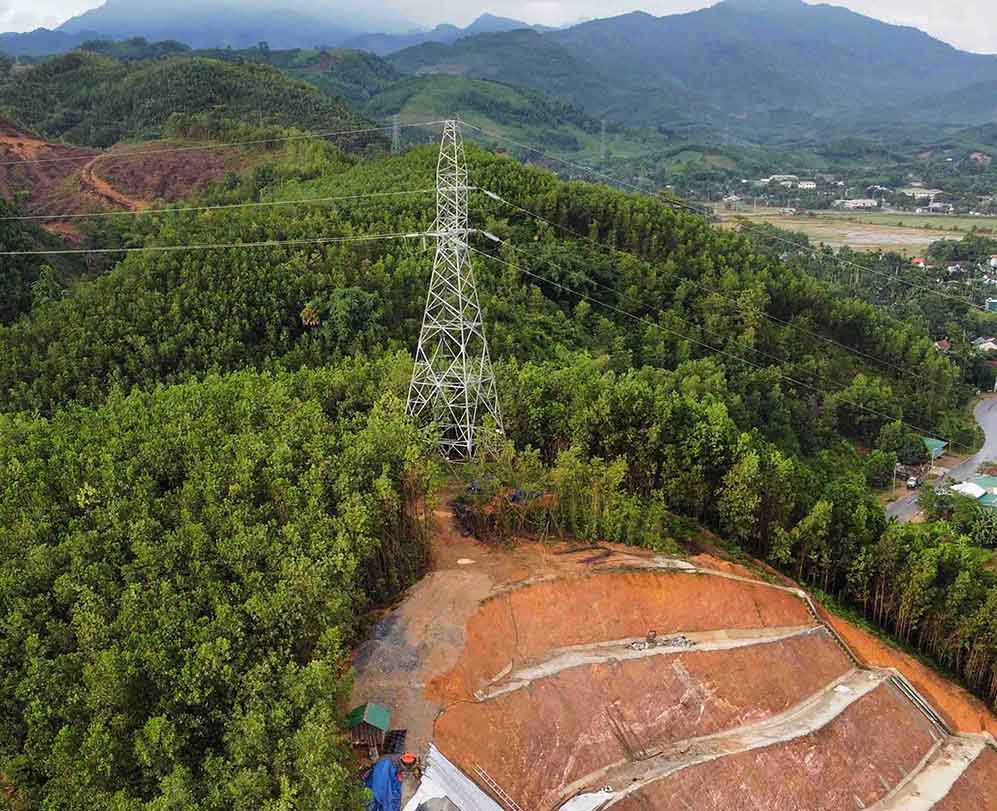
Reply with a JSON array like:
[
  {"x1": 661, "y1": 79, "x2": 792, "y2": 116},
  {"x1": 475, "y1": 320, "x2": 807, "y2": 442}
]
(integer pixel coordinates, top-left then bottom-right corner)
[
  {"x1": 887, "y1": 395, "x2": 997, "y2": 524},
  {"x1": 949, "y1": 396, "x2": 997, "y2": 481}
]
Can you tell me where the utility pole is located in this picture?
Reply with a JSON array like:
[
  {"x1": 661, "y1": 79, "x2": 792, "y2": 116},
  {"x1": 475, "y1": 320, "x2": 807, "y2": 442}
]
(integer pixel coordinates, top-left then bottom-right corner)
[
  {"x1": 392, "y1": 114, "x2": 401, "y2": 155},
  {"x1": 407, "y1": 119, "x2": 503, "y2": 461},
  {"x1": 600, "y1": 119, "x2": 607, "y2": 166}
]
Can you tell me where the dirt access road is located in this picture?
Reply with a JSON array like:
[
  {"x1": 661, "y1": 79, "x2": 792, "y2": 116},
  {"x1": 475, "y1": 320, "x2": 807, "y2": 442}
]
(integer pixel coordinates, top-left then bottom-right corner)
[{"x1": 79, "y1": 155, "x2": 145, "y2": 211}]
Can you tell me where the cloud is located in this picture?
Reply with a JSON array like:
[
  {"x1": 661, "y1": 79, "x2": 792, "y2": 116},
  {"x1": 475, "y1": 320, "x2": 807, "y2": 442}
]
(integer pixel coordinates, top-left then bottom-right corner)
[{"x1": 0, "y1": 0, "x2": 98, "y2": 31}]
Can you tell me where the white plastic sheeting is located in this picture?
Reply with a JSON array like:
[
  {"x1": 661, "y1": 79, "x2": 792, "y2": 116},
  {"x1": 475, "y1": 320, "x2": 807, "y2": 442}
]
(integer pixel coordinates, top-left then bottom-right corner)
[
  {"x1": 560, "y1": 789, "x2": 615, "y2": 811},
  {"x1": 953, "y1": 482, "x2": 986, "y2": 499},
  {"x1": 402, "y1": 745, "x2": 503, "y2": 811}
]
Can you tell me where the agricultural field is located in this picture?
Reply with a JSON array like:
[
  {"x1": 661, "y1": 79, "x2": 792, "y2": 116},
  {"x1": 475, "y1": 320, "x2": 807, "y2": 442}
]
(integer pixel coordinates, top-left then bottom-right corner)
[{"x1": 716, "y1": 206, "x2": 997, "y2": 254}]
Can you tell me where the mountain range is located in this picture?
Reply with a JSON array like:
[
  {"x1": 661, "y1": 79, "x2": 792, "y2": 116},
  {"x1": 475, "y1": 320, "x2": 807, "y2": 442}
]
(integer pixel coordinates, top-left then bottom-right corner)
[
  {"x1": 0, "y1": 5, "x2": 543, "y2": 55},
  {"x1": 343, "y1": 14, "x2": 555, "y2": 56},
  {"x1": 3, "y1": 0, "x2": 997, "y2": 139},
  {"x1": 388, "y1": 0, "x2": 997, "y2": 136}
]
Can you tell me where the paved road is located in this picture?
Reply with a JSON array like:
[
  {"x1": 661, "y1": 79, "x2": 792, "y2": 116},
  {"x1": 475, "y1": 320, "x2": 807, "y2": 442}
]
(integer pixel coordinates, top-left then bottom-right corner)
[
  {"x1": 887, "y1": 395, "x2": 997, "y2": 523},
  {"x1": 887, "y1": 491, "x2": 923, "y2": 523}
]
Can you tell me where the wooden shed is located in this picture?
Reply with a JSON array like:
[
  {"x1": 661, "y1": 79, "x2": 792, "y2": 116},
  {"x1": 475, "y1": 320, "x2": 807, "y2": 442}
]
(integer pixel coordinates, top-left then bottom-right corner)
[{"x1": 346, "y1": 702, "x2": 391, "y2": 759}]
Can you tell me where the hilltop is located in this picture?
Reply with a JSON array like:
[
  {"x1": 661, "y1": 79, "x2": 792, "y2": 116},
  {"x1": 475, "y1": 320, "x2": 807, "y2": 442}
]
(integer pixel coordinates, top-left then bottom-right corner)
[
  {"x1": 0, "y1": 51, "x2": 370, "y2": 147},
  {"x1": 2, "y1": 130, "x2": 996, "y2": 810},
  {"x1": 362, "y1": 74, "x2": 666, "y2": 158},
  {"x1": 388, "y1": 29, "x2": 706, "y2": 127}
]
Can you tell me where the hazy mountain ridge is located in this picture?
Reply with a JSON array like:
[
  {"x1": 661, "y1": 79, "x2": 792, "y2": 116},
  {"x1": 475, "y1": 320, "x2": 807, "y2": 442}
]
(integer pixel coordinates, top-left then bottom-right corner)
[
  {"x1": 388, "y1": 0, "x2": 997, "y2": 134},
  {"x1": 0, "y1": 27, "x2": 100, "y2": 57},
  {"x1": 3, "y1": 0, "x2": 997, "y2": 139},
  {"x1": 342, "y1": 13, "x2": 551, "y2": 56},
  {"x1": 548, "y1": 1, "x2": 997, "y2": 110}
]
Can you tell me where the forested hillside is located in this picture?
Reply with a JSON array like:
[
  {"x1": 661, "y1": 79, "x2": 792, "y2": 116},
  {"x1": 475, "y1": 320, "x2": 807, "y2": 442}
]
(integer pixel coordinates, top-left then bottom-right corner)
[
  {"x1": 0, "y1": 51, "x2": 369, "y2": 147},
  {"x1": 387, "y1": 30, "x2": 704, "y2": 127},
  {"x1": 363, "y1": 75, "x2": 640, "y2": 155},
  {"x1": 0, "y1": 360, "x2": 434, "y2": 810},
  {"x1": 2, "y1": 135, "x2": 997, "y2": 807}
]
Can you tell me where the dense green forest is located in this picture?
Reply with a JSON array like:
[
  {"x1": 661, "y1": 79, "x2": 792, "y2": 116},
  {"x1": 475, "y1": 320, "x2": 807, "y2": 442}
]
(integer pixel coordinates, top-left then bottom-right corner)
[
  {"x1": 0, "y1": 200, "x2": 84, "y2": 326},
  {"x1": 1, "y1": 131, "x2": 996, "y2": 808},
  {"x1": 363, "y1": 74, "x2": 618, "y2": 154},
  {"x1": 744, "y1": 222, "x2": 997, "y2": 389},
  {"x1": 0, "y1": 51, "x2": 369, "y2": 147},
  {"x1": 0, "y1": 359, "x2": 436, "y2": 809}
]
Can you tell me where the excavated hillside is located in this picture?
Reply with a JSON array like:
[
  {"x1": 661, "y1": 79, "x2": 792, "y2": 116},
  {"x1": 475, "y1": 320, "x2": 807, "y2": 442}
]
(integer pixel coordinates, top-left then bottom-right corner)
[
  {"x1": 0, "y1": 117, "x2": 256, "y2": 239},
  {"x1": 351, "y1": 504, "x2": 997, "y2": 811}
]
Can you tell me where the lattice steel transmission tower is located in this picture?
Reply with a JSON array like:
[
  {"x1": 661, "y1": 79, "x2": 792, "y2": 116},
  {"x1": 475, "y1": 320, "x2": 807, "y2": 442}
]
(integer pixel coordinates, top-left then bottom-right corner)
[{"x1": 407, "y1": 119, "x2": 503, "y2": 461}]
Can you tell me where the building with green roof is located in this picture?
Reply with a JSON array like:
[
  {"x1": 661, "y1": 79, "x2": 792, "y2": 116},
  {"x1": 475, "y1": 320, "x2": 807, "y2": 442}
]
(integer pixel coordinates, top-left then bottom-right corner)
[
  {"x1": 923, "y1": 438, "x2": 948, "y2": 461},
  {"x1": 346, "y1": 702, "x2": 392, "y2": 757}
]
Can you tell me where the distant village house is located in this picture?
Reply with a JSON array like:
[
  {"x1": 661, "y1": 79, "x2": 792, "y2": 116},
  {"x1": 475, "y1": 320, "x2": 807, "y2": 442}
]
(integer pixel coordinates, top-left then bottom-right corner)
[{"x1": 833, "y1": 199, "x2": 879, "y2": 210}]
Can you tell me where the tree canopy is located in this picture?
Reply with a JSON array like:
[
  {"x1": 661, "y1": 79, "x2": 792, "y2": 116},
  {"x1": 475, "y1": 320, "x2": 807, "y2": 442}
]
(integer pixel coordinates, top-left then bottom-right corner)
[{"x1": 1, "y1": 132, "x2": 995, "y2": 807}]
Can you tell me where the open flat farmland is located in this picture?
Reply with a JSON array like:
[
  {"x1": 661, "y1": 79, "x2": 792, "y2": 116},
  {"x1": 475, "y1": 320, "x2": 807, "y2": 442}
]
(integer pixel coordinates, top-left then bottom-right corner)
[{"x1": 717, "y1": 207, "x2": 997, "y2": 254}]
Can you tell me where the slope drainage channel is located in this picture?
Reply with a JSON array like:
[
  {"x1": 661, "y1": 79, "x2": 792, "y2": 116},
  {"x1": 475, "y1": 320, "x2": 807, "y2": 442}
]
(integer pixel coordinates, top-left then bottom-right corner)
[
  {"x1": 865, "y1": 734, "x2": 990, "y2": 811},
  {"x1": 476, "y1": 625, "x2": 818, "y2": 702},
  {"x1": 555, "y1": 668, "x2": 888, "y2": 810}
]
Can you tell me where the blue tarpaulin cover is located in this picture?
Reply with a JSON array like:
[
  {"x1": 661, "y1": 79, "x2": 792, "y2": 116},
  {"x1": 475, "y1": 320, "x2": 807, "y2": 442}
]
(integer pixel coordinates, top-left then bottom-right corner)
[{"x1": 365, "y1": 757, "x2": 402, "y2": 811}]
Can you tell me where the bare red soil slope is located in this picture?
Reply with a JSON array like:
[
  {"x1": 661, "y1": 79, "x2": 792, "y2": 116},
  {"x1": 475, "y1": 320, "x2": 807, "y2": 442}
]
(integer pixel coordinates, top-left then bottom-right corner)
[
  {"x1": 429, "y1": 570, "x2": 812, "y2": 703},
  {"x1": 436, "y1": 630, "x2": 852, "y2": 809},
  {"x1": 618, "y1": 682, "x2": 939, "y2": 811},
  {"x1": 936, "y1": 746, "x2": 997, "y2": 811},
  {"x1": 0, "y1": 117, "x2": 255, "y2": 239}
]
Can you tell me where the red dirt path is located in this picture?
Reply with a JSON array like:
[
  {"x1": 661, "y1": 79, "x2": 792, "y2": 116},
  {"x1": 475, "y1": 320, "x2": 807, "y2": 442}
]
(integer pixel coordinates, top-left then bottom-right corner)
[
  {"x1": 0, "y1": 117, "x2": 257, "y2": 240},
  {"x1": 817, "y1": 604, "x2": 997, "y2": 737},
  {"x1": 618, "y1": 682, "x2": 939, "y2": 811},
  {"x1": 79, "y1": 156, "x2": 145, "y2": 210},
  {"x1": 435, "y1": 631, "x2": 851, "y2": 809}
]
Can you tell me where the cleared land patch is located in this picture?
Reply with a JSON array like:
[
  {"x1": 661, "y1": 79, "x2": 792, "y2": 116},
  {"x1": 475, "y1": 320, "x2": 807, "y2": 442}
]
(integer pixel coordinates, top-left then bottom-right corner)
[
  {"x1": 429, "y1": 569, "x2": 813, "y2": 704},
  {"x1": 717, "y1": 207, "x2": 982, "y2": 254},
  {"x1": 936, "y1": 745, "x2": 997, "y2": 810},
  {"x1": 617, "y1": 680, "x2": 940, "y2": 811},
  {"x1": 352, "y1": 506, "x2": 997, "y2": 810},
  {"x1": 435, "y1": 629, "x2": 851, "y2": 809}
]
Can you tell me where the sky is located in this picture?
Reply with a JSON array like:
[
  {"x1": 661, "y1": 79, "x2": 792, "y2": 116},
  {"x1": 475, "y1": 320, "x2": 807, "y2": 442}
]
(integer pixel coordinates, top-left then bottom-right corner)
[{"x1": 1, "y1": 0, "x2": 994, "y2": 54}]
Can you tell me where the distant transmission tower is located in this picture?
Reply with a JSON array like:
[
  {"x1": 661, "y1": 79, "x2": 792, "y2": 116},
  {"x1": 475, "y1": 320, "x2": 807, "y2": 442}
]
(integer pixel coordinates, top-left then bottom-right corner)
[
  {"x1": 407, "y1": 119, "x2": 503, "y2": 461},
  {"x1": 391, "y1": 114, "x2": 401, "y2": 155}
]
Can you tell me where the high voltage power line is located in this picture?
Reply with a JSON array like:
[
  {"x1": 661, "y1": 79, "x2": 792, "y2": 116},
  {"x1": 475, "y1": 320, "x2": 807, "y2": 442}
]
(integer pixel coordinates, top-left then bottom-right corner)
[
  {"x1": 479, "y1": 229, "x2": 847, "y2": 388},
  {"x1": 462, "y1": 121, "x2": 988, "y2": 314},
  {"x1": 0, "y1": 188, "x2": 436, "y2": 222},
  {"x1": 0, "y1": 119, "x2": 447, "y2": 167},
  {"x1": 477, "y1": 188, "x2": 928, "y2": 384},
  {"x1": 468, "y1": 244, "x2": 963, "y2": 450},
  {"x1": 479, "y1": 227, "x2": 961, "y2": 447},
  {"x1": 0, "y1": 112, "x2": 963, "y2": 450},
  {"x1": 0, "y1": 231, "x2": 432, "y2": 257}
]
